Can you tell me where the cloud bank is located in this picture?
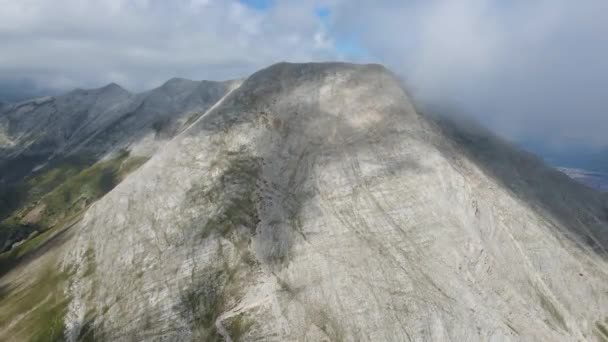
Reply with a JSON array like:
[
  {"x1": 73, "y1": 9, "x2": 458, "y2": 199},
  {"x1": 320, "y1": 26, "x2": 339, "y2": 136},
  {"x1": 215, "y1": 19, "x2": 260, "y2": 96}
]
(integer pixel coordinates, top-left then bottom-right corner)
[
  {"x1": 1, "y1": 0, "x2": 607, "y2": 148},
  {"x1": 0, "y1": 0, "x2": 333, "y2": 91}
]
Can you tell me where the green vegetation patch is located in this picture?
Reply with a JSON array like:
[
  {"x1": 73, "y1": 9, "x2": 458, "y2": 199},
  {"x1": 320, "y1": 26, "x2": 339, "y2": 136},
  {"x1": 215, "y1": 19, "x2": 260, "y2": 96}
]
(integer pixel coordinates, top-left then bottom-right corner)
[
  {"x1": 26, "y1": 156, "x2": 93, "y2": 201},
  {"x1": 77, "y1": 309, "x2": 101, "y2": 342},
  {"x1": 0, "y1": 151, "x2": 149, "y2": 340},
  {"x1": 0, "y1": 262, "x2": 71, "y2": 342},
  {"x1": 597, "y1": 319, "x2": 608, "y2": 341},
  {"x1": 0, "y1": 222, "x2": 67, "y2": 275},
  {"x1": 184, "y1": 112, "x2": 204, "y2": 128},
  {"x1": 537, "y1": 289, "x2": 568, "y2": 332},
  {"x1": 2, "y1": 150, "x2": 148, "y2": 229},
  {"x1": 83, "y1": 246, "x2": 97, "y2": 278},
  {"x1": 118, "y1": 155, "x2": 149, "y2": 178},
  {"x1": 0, "y1": 155, "x2": 94, "y2": 221},
  {"x1": 180, "y1": 268, "x2": 226, "y2": 341},
  {"x1": 0, "y1": 151, "x2": 149, "y2": 275},
  {"x1": 186, "y1": 150, "x2": 262, "y2": 240},
  {"x1": 39, "y1": 151, "x2": 130, "y2": 227},
  {"x1": 179, "y1": 149, "x2": 265, "y2": 340},
  {"x1": 179, "y1": 258, "x2": 255, "y2": 342},
  {"x1": 224, "y1": 312, "x2": 255, "y2": 342}
]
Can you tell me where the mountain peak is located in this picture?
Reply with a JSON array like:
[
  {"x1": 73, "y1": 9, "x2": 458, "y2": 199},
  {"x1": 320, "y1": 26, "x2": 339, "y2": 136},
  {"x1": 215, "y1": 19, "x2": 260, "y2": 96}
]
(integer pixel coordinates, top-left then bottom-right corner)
[
  {"x1": 259, "y1": 61, "x2": 390, "y2": 77},
  {"x1": 65, "y1": 82, "x2": 129, "y2": 97},
  {"x1": 161, "y1": 77, "x2": 197, "y2": 87},
  {"x1": 101, "y1": 82, "x2": 126, "y2": 91},
  {"x1": 150, "y1": 77, "x2": 201, "y2": 96},
  {"x1": 2, "y1": 62, "x2": 608, "y2": 342},
  {"x1": 241, "y1": 62, "x2": 397, "y2": 96},
  {"x1": 93, "y1": 82, "x2": 131, "y2": 98},
  {"x1": 53, "y1": 61, "x2": 608, "y2": 341}
]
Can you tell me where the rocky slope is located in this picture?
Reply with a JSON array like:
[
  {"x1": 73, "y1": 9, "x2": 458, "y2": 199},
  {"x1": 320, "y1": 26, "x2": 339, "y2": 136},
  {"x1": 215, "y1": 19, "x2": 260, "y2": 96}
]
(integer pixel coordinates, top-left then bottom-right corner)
[
  {"x1": 1, "y1": 62, "x2": 608, "y2": 341},
  {"x1": 0, "y1": 78, "x2": 238, "y2": 180},
  {"x1": 0, "y1": 78, "x2": 240, "y2": 251}
]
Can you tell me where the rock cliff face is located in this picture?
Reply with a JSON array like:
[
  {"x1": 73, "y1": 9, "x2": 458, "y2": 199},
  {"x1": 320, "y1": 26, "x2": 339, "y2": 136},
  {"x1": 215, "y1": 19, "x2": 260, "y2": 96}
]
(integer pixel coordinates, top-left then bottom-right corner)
[{"x1": 1, "y1": 62, "x2": 608, "y2": 341}]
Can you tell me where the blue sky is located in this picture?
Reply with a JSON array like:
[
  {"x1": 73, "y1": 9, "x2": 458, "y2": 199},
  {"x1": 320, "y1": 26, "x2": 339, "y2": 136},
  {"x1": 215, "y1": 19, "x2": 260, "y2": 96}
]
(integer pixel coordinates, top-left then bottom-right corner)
[
  {"x1": 238, "y1": 1, "x2": 368, "y2": 60},
  {"x1": 313, "y1": 5, "x2": 369, "y2": 60},
  {"x1": 239, "y1": 0, "x2": 274, "y2": 10}
]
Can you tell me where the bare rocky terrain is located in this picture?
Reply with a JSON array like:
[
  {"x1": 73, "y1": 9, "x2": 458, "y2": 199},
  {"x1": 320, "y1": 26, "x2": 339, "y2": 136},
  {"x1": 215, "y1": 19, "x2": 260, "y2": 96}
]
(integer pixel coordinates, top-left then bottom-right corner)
[{"x1": 1, "y1": 62, "x2": 607, "y2": 341}]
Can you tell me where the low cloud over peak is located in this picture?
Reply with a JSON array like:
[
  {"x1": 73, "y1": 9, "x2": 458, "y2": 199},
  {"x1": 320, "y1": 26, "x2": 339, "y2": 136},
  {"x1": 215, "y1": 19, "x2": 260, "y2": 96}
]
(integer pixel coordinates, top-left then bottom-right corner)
[{"x1": 1, "y1": 0, "x2": 607, "y2": 148}]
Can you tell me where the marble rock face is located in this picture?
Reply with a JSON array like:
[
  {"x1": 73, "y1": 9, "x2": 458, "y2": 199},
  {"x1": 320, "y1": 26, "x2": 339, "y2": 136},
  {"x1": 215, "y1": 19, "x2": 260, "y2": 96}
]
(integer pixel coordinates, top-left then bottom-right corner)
[{"x1": 50, "y1": 62, "x2": 608, "y2": 341}]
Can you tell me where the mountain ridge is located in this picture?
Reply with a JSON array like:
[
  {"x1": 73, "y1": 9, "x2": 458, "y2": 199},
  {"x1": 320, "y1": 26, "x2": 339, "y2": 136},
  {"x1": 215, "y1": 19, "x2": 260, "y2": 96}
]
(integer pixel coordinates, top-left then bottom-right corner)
[
  {"x1": 65, "y1": 62, "x2": 608, "y2": 340},
  {"x1": 0, "y1": 77, "x2": 240, "y2": 253},
  {"x1": 0, "y1": 62, "x2": 607, "y2": 341},
  {"x1": 0, "y1": 77, "x2": 239, "y2": 178}
]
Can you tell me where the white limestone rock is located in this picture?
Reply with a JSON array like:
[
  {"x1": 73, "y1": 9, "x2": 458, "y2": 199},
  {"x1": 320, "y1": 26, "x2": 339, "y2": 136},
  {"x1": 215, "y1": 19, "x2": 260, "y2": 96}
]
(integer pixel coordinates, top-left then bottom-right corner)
[{"x1": 61, "y1": 62, "x2": 608, "y2": 341}]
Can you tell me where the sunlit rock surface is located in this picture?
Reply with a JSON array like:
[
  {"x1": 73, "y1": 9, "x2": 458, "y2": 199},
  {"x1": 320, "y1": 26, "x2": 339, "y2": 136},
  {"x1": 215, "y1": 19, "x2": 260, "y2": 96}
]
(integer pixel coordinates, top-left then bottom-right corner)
[{"x1": 53, "y1": 63, "x2": 608, "y2": 341}]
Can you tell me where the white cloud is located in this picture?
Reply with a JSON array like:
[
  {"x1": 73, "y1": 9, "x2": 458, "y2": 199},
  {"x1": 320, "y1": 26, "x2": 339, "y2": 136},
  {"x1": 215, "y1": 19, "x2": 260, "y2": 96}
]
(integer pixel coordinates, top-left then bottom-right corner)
[
  {"x1": 1, "y1": 0, "x2": 607, "y2": 148},
  {"x1": 0, "y1": 0, "x2": 334, "y2": 91},
  {"x1": 327, "y1": 0, "x2": 608, "y2": 148}
]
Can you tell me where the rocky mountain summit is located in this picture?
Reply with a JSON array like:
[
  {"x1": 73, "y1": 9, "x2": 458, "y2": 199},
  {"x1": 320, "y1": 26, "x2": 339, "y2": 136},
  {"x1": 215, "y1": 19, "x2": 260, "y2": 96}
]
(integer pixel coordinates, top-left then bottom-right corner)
[{"x1": 1, "y1": 62, "x2": 608, "y2": 341}]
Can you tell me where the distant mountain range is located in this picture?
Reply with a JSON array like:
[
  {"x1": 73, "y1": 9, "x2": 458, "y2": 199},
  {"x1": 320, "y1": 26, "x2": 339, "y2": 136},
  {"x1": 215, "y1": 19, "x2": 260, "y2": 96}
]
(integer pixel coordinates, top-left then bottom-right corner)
[
  {"x1": 0, "y1": 78, "x2": 241, "y2": 251},
  {"x1": 558, "y1": 167, "x2": 608, "y2": 192},
  {"x1": 520, "y1": 142, "x2": 608, "y2": 192},
  {"x1": 524, "y1": 140, "x2": 605, "y2": 168}
]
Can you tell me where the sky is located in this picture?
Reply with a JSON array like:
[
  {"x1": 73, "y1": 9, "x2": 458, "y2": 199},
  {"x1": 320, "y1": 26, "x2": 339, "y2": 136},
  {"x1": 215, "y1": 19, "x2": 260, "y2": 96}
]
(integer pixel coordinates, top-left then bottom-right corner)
[{"x1": 1, "y1": 0, "x2": 607, "y2": 153}]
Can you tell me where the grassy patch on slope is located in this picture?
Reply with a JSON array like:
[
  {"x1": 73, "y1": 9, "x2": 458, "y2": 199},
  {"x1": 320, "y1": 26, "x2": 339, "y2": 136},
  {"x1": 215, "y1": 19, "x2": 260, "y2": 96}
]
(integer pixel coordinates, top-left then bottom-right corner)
[
  {"x1": 38, "y1": 151, "x2": 142, "y2": 227},
  {"x1": 3, "y1": 150, "x2": 147, "y2": 229},
  {"x1": 0, "y1": 221, "x2": 71, "y2": 276},
  {"x1": 0, "y1": 151, "x2": 149, "y2": 340},
  {"x1": 179, "y1": 150, "x2": 263, "y2": 340},
  {"x1": 0, "y1": 151, "x2": 149, "y2": 274},
  {"x1": 0, "y1": 259, "x2": 71, "y2": 341},
  {"x1": 0, "y1": 155, "x2": 93, "y2": 221},
  {"x1": 186, "y1": 151, "x2": 262, "y2": 240}
]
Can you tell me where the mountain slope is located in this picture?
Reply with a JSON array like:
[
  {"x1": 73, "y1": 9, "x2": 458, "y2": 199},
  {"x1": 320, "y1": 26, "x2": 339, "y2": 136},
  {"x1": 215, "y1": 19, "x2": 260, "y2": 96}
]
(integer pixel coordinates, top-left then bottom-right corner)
[
  {"x1": 1, "y1": 62, "x2": 607, "y2": 341},
  {"x1": 54, "y1": 62, "x2": 608, "y2": 341},
  {"x1": 0, "y1": 78, "x2": 238, "y2": 181},
  {"x1": 69, "y1": 78, "x2": 240, "y2": 158},
  {"x1": 0, "y1": 79, "x2": 240, "y2": 251}
]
